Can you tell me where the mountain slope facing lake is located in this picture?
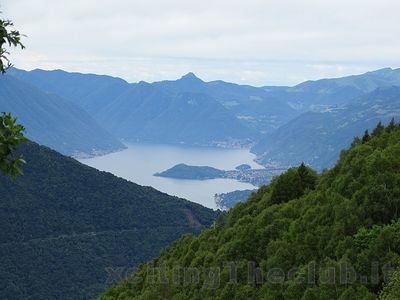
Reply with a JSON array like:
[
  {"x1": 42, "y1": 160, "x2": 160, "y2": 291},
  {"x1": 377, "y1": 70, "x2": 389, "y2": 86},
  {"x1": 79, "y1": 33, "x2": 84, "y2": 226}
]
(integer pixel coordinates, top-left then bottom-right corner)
[
  {"x1": 0, "y1": 143, "x2": 218, "y2": 300},
  {"x1": 10, "y1": 67, "x2": 400, "y2": 152},
  {"x1": 252, "y1": 86, "x2": 400, "y2": 170},
  {"x1": 11, "y1": 69, "x2": 258, "y2": 147},
  {"x1": 9, "y1": 68, "x2": 130, "y2": 114},
  {"x1": 102, "y1": 122, "x2": 400, "y2": 299},
  {"x1": 96, "y1": 83, "x2": 256, "y2": 147},
  {"x1": 0, "y1": 74, "x2": 124, "y2": 157},
  {"x1": 154, "y1": 73, "x2": 298, "y2": 132}
]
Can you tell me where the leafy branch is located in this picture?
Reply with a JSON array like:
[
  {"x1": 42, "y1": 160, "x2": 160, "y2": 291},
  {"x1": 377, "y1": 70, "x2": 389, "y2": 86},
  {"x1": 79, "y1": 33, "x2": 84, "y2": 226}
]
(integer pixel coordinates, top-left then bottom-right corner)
[
  {"x1": 0, "y1": 112, "x2": 28, "y2": 179},
  {"x1": 0, "y1": 14, "x2": 27, "y2": 178},
  {"x1": 0, "y1": 18, "x2": 25, "y2": 73}
]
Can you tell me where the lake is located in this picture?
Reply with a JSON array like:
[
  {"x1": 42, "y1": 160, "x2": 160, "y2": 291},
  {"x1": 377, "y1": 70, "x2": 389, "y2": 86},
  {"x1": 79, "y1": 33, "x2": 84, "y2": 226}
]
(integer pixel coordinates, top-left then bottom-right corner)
[{"x1": 79, "y1": 143, "x2": 262, "y2": 209}]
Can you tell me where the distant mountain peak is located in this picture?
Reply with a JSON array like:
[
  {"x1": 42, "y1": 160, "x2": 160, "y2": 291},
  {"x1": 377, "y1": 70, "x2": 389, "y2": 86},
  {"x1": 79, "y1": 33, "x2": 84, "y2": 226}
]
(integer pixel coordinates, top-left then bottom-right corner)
[
  {"x1": 137, "y1": 80, "x2": 151, "y2": 86},
  {"x1": 366, "y1": 67, "x2": 393, "y2": 75},
  {"x1": 180, "y1": 72, "x2": 201, "y2": 81}
]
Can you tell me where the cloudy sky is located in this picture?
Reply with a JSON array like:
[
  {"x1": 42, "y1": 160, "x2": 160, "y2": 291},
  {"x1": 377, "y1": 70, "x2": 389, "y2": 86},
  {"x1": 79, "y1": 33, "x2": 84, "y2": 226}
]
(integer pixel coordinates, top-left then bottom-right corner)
[{"x1": 1, "y1": 0, "x2": 399, "y2": 86}]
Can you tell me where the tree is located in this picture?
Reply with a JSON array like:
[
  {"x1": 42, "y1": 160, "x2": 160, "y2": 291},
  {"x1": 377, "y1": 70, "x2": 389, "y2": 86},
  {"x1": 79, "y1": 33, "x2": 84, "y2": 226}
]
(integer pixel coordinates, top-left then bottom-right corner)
[
  {"x1": 361, "y1": 129, "x2": 370, "y2": 144},
  {"x1": 0, "y1": 15, "x2": 27, "y2": 178},
  {"x1": 372, "y1": 121, "x2": 385, "y2": 137},
  {"x1": 386, "y1": 117, "x2": 396, "y2": 133},
  {"x1": 270, "y1": 163, "x2": 317, "y2": 204},
  {"x1": 297, "y1": 162, "x2": 317, "y2": 190}
]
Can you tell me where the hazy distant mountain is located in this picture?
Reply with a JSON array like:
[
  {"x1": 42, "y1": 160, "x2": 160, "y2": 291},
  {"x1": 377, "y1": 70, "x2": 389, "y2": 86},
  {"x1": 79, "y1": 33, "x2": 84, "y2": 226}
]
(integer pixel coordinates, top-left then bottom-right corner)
[
  {"x1": 155, "y1": 68, "x2": 400, "y2": 133},
  {"x1": 0, "y1": 142, "x2": 217, "y2": 300},
  {"x1": 11, "y1": 68, "x2": 298, "y2": 138},
  {"x1": 9, "y1": 68, "x2": 130, "y2": 114},
  {"x1": 96, "y1": 82, "x2": 256, "y2": 146},
  {"x1": 0, "y1": 75, "x2": 124, "y2": 157},
  {"x1": 10, "y1": 67, "x2": 400, "y2": 151},
  {"x1": 252, "y1": 86, "x2": 400, "y2": 170},
  {"x1": 11, "y1": 69, "x2": 258, "y2": 146},
  {"x1": 154, "y1": 72, "x2": 298, "y2": 132},
  {"x1": 261, "y1": 67, "x2": 400, "y2": 111}
]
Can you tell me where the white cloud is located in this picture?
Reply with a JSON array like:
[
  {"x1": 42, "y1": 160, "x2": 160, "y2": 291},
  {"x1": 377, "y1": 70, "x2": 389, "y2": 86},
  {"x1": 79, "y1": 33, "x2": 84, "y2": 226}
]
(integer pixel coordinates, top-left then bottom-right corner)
[{"x1": 1, "y1": 0, "x2": 400, "y2": 85}]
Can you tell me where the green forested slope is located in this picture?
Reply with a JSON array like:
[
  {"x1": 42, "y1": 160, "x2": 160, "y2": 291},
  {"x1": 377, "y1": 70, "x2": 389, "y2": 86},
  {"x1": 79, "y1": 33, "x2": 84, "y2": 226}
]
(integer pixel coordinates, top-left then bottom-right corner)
[
  {"x1": 0, "y1": 143, "x2": 218, "y2": 300},
  {"x1": 379, "y1": 269, "x2": 400, "y2": 299},
  {"x1": 102, "y1": 122, "x2": 400, "y2": 299}
]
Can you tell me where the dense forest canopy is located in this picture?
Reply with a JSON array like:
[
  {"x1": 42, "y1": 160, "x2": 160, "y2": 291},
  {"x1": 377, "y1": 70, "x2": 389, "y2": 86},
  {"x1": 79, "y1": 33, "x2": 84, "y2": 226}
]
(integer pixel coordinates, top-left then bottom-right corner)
[
  {"x1": 0, "y1": 142, "x2": 218, "y2": 299},
  {"x1": 102, "y1": 120, "x2": 400, "y2": 299}
]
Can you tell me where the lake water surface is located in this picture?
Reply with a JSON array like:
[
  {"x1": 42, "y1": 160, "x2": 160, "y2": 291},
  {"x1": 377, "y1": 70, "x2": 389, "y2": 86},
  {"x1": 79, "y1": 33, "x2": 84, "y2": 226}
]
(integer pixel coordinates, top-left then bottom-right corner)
[{"x1": 79, "y1": 143, "x2": 262, "y2": 209}]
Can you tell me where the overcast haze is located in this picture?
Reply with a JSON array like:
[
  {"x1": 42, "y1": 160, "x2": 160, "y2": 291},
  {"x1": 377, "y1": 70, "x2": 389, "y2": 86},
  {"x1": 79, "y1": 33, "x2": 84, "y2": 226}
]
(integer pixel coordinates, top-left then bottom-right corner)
[{"x1": 2, "y1": 0, "x2": 400, "y2": 86}]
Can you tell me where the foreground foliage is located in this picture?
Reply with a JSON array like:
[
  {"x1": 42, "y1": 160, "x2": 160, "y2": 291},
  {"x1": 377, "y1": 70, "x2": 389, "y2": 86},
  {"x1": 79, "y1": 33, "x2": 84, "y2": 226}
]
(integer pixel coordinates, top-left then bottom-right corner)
[
  {"x1": 0, "y1": 112, "x2": 27, "y2": 177},
  {"x1": 102, "y1": 121, "x2": 400, "y2": 299},
  {"x1": 0, "y1": 16, "x2": 27, "y2": 178}
]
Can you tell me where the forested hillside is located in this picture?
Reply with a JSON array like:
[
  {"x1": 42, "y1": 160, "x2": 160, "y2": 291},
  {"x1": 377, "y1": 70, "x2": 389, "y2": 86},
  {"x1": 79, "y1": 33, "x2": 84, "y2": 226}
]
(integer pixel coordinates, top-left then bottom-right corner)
[
  {"x1": 0, "y1": 143, "x2": 218, "y2": 300},
  {"x1": 102, "y1": 122, "x2": 400, "y2": 299}
]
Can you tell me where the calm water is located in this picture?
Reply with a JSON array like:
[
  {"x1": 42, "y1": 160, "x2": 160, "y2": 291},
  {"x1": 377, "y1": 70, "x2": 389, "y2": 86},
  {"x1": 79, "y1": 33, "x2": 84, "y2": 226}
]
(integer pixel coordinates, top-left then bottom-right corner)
[{"x1": 79, "y1": 143, "x2": 262, "y2": 209}]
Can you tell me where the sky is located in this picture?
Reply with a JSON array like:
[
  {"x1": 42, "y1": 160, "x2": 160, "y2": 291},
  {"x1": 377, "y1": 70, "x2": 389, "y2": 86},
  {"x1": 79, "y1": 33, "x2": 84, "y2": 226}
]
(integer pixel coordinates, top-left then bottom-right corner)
[{"x1": 1, "y1": 0, "x2": 400, "y2": 86}]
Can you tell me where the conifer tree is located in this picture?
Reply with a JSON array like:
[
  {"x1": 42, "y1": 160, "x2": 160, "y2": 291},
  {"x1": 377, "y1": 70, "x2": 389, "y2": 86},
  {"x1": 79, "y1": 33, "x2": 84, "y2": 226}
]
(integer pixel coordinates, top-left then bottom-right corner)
[
  {"x1": 372, "y1": 121, "x2": 385, "y2": 137},
  {"x1": 361, "y1": 129, "x2": 370, "y2": 143},
  {"x1": 386, "y1": 117, "x2": 396, "y2": 132}
]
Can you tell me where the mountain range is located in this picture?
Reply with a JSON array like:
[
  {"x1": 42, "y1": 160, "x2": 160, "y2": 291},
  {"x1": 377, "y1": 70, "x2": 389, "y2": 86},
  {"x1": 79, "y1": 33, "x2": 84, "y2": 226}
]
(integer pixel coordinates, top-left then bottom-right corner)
[
  {"x1": 5, "y1": 66, "x2": 400, "y2": 170},
  {"x1": 261, "y1": 67, "x2": 400, "y2": 110},
  {"x1": 9, "y1": 69, "x2": 259, "y2": 147},
  {"x1": 8, "y1": 68, "x2": 130, "y2": 115},
  {"x1": 95, "y1": 83, "x2": 256, "y2": 146}
]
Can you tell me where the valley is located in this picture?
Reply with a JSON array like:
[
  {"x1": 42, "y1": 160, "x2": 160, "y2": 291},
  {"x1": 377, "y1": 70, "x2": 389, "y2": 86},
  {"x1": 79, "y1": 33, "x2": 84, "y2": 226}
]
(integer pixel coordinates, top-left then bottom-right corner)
[
  {"x1": 79, "y1": 143, "x2": 262, "y2": 209},
  {"x1": 5, "y1": 66, "x2": 400, "y2": 210},
  {"x1": 1, "y1": 3, "x2": 400, "y2": 299},
  {"x1": 0, "y1": 0, "x2": 400, "y2": 300}
]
